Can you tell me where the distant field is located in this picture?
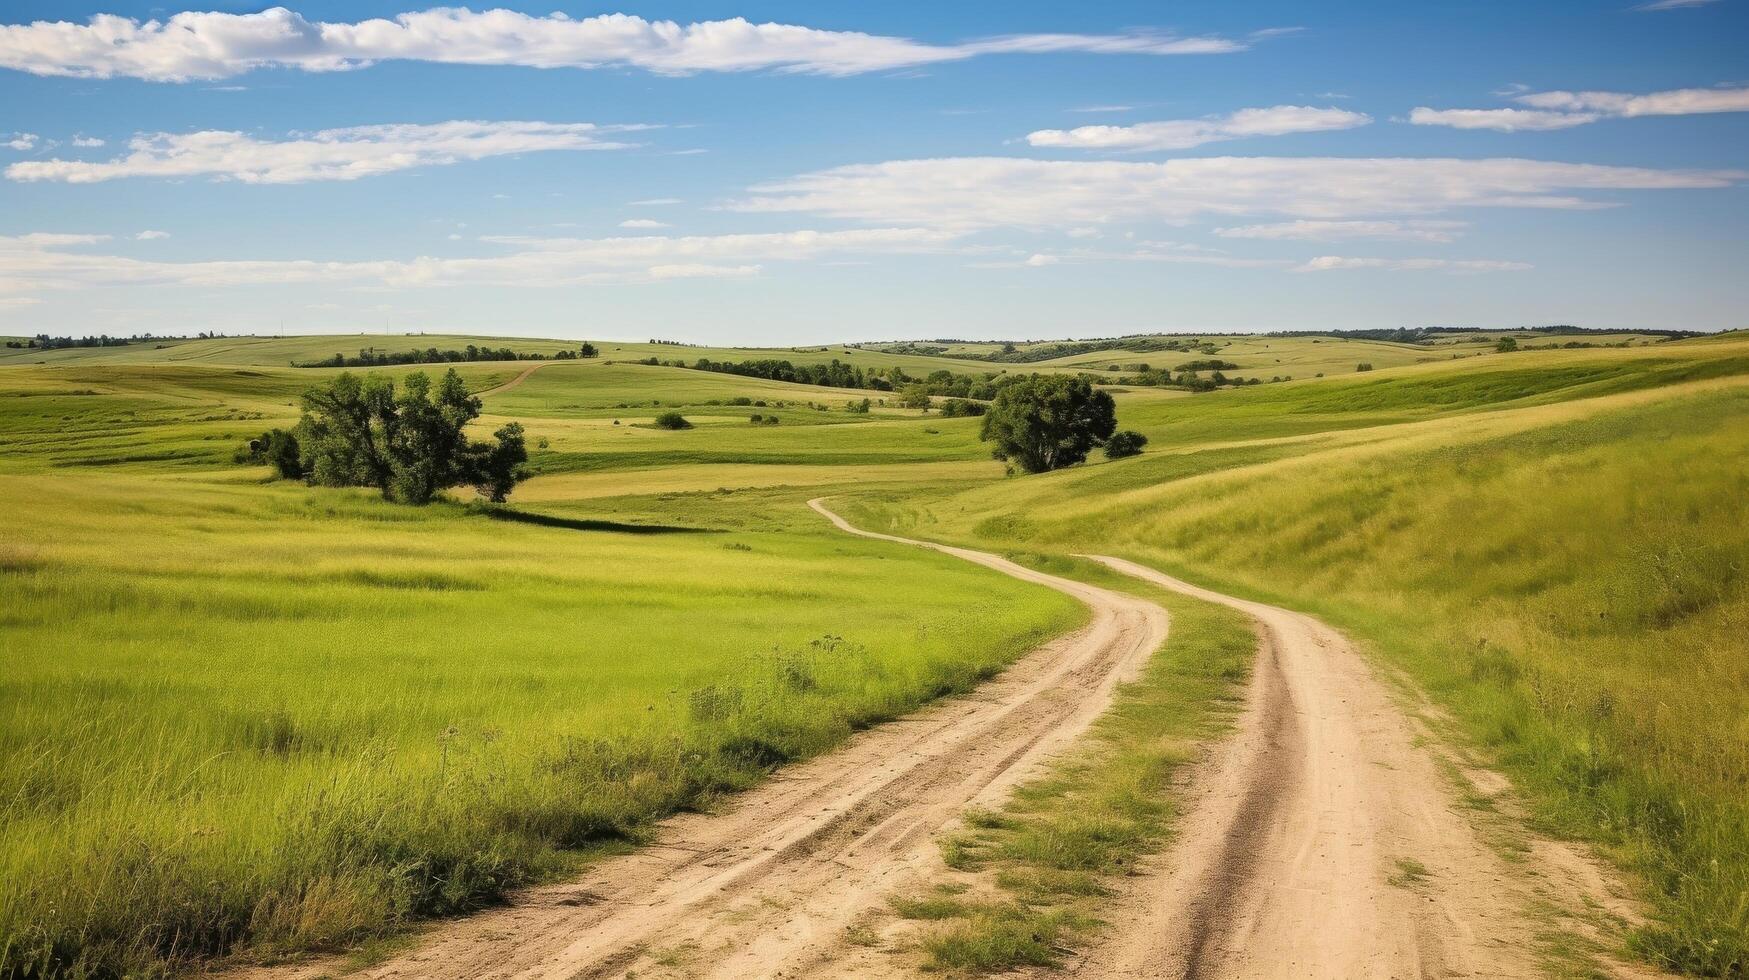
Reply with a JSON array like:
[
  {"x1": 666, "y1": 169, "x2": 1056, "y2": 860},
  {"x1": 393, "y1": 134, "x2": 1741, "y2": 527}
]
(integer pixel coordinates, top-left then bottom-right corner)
[{"x1": 2, "y1": 329, "x2": 1744, "y2": 976}]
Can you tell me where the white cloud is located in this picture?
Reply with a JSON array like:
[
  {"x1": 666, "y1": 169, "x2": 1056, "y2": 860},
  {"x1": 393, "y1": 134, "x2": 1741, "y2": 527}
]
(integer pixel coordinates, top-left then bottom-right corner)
[
  {"x1": 647, "y1": 263, "x2": 759, "y2": 280},
  {"x1": 6, "y1": 120, "x2": 644, "y2": 184},
  {"x1": 1215, "y1": 219, "x2": 1468, "y2": 242},
  {"x1": 1066, "y1": 227, "x2": 1102, "y2": 238},
  {"x1": 1408, "y1": 107, "x2": 1598, "y2": 131},
  {"x1": 619, "y1": 218, "x2": 671, "y2": 229},
  {"x1": 1294, "y1": 256, "x2": 1531, "y2": 273},
  {"x1": 1412, "y1": 85, "x2": 1749, "y2": 131},
  {"x1": 134, "y1": 230, "x2": 169, "y2": 240},
  {"x1": 1516, "y1": 86, "x2": 1749, "y2": 116},
  {"x1": 733, "y1": 156, "x2": 1740, "y2": 228},
  {"x1": 5, "y1": 133, "x2": 38, "y2": 150},
  {"x1": 1028, "y1": 105, "x2": 1370, "y2": 151},
  {"x1": 628, "y1": 197, "x2": 682, "y2": 205},
  {"x1": 0, "y1": 8, "x2": 1254, "y2": 82},
  {"x1": 71, "y1": 135, "x2": 105, "y2": 147},
  {"x1": 0, "y1": 226, "x2": 963, "y2": 294},
  {"x1": 1635, "y1": 0, "x2": 1718, "y2": 10},
  {"x1": 1070, "y1": 104, "x2": 1136, "y2": 113},
  {"x1": 1023, "y1": 253, "x2": 1059, "y2": 267}
]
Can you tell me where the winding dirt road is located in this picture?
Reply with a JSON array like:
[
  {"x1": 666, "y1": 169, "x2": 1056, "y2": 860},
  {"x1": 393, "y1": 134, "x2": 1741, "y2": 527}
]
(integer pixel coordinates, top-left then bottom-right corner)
[
  {"x1": 251, "y1": 504, "x2": 1646, "y2": 980},
  {"x1": 252, "y1": 500, "x2": 1168, "y2": 980}
]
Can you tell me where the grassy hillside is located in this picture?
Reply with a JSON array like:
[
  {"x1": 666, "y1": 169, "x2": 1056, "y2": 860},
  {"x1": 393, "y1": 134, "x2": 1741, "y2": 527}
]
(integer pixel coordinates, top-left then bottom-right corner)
[
  {"x1": 842, "y1": 337, "x2": 1749, "y2": 974},
  {"x1": 0, "y1": 358, "x2": 1081, "y2": 977},
  {"x1": 2, "y1": 330, "x2": 1743, "y2": 976}
]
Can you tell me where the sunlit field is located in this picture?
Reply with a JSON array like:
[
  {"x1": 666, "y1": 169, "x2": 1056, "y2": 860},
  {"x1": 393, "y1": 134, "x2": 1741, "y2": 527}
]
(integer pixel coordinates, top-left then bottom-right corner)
[
  {"x1": 2, "y1": 329, "x2": 1745, "y2": 976},
  {"x1": 0, "y1": 355, "x2": 1080, "y2": 977},
  {"x1": 843, "y1": 336, "x2": 1749, "y2": 974}
]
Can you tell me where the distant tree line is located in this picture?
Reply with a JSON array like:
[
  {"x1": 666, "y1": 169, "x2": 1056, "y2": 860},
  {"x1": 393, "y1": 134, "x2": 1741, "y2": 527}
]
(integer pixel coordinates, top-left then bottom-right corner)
[
  {"x1": 1264, "y1": 326, "x2": 1699, "y2": 344},
  {"x1": 1104, "y1": 365, "x2": 1265, "y2": 392},
  {"x1": 294, "y1": 343, "x2": 597, "y2": 368},
  {"x1": 656, "y1": 355, "x2": 1110, "y2": 407},
  {"x1": 5, "y1": 331, "x2": 235, "y2": 350},
  {"x1": 875, "y1": 335, "x2": 1217, "y2": 364},
  {"x1": 239, "y1": 369, "x2": 528, "y2": 504}
]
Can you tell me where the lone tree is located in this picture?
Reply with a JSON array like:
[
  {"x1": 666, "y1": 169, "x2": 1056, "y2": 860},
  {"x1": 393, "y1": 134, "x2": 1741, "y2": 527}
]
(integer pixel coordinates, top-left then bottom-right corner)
[
  {"x1": 979, "y1": 375, "x2": 1117, "y2": 473},
  {"x1": 291, "y1": 369, "x2": 528, "y2": 504}
]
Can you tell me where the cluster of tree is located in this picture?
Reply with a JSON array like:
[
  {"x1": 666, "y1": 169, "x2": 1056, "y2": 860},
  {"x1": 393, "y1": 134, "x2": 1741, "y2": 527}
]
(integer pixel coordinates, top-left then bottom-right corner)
[
  {"x1": 644, "y1": 355, "x2": 1015, "y2": 398},
  {"x1": 1109, "y1": 368, "x2": 1265, "y2": 392},
  {"x1": 295, "y1": 344, "x2": 596, "y2": 368},
  {"x1": 17, "y1": 334, "x2": 134, "y2": 350},
  {"x1": 1173, "y1": 359, "x2": 1240, "y2": 372},
  {"x1": 938, "y1": 398, "x2": 986, "y2": 418},
  {"x1": 238, "y1": 369, "x2": 528, "y2": 504},
  {"x1": 979, "y1": 376, "x2": 1125, "y2": 473}
]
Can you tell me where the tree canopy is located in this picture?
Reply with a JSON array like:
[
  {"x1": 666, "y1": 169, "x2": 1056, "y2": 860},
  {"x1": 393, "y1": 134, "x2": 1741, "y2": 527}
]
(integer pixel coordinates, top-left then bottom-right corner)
[
  {"x1": 978, "y1": 375, "x2": 1117, "y2": 473},
  {"x1": 290, "y1": 369, "x2": 528, "y2": 504}
]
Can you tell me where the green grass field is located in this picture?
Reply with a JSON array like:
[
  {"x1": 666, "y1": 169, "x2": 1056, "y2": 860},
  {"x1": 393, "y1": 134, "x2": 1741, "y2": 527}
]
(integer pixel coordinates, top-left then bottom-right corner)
[
  {"x1": 841, "y1": 336, "x2": 1749, "y2": 975},
  {"x1": 2, "y1": 329, "x2": 1745, "y2": 977}
]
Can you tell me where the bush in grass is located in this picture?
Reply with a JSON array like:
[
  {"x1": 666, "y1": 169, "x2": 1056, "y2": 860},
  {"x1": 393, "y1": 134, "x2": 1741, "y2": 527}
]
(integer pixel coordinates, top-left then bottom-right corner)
[
  {"x1": 939, "y1": 398, "x2": 987, "y2": 418},
  {"x1": 653, "y1": 411, "x2": 692, "y2": 430},
  {"x1": 238, "y1": 428, "x2": 304, "y2": 479},
  {"x1": 1357, "y1": 362, "x2": 1374, "y2": 372},
  {"x1": 898, "y1": 383, "x2": 933, "y2": 410},
  {"x1": 846, "y1": 398, "x2": 871, "y2": 413},
  {"x1": 1103, "y1": 430, "x2": 1148, "y2": 459}
]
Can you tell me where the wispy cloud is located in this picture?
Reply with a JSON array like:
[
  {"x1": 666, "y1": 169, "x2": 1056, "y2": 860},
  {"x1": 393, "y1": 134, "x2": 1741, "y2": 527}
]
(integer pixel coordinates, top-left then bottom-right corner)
[
  {"x1": 733, "y1": 157, "x2": 1741, "y2": 229},
  {"x1": 1411, "y1": 85, "x2": 1749, "y2": 131},
  {"x1": 1027, "y1": 105, "x2": 1370, "y2": 151},
  {"x1": 0, "y1": 227, "x2": 965, "y2": 294},
  {"x1": 1407, "y1": 107, "x2": 1599, "y2": 131},
  {"x1": 619, "y1": 218, "x2": 671, "y2": 229},
  {"x1": 1215, "y1": 219, "x2": 1469, "y2": 242},
  {"x1": 1294, "y1": 256, "x2": 1531, "y2": 273},
  {"x1": 4, "y1": 132, "x2": 38, "y2": 151},
  {"x1": 1634, "y1": 0, "x2": 1719, "y2": 10},
  {"x1": 5, "y1": 121, "x2": 647, "y2": 184},
  {"x1": 0, "y1": 8, "x2": 1258, "y2": 82},
  {"x1": 134, "y1": 230, "x2": 169, "y2": 240}
]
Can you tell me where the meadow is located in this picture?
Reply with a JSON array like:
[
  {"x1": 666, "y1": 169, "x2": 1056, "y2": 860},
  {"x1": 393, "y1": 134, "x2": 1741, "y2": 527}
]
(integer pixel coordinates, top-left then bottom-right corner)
[
  {"x1": 0, "y1": 355, "x2": 1080, "y2": 977},
  {"x1": 1, "y1": 328, "x2": 1743, "y2": 976},
  {"x1": 842, "y1": 336, "x2": 1749, "y2": 975}
]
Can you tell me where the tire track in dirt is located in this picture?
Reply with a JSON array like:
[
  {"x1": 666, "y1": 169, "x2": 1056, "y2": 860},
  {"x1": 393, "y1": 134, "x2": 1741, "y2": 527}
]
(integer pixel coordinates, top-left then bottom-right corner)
[
  {"x1": 1073, "y1": 556, "x2": 1660, "y2": 980},
  {"x1": 242, "y1": 500, "x2": 1168, "y2": 980}
]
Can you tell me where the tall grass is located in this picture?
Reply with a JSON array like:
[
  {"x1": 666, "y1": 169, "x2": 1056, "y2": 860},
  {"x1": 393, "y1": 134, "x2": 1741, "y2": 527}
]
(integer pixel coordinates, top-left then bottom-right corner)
[
  {"x1": 850, "y1": 366, "x2": 1749, "y2": 975},
  {"x1": 0, "y1": 470, "x2": 1079, "y2": 977}
]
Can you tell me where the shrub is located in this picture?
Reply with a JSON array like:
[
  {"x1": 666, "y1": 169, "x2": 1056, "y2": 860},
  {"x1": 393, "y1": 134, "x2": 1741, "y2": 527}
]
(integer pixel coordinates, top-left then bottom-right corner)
[
  {"x1": 238, "y1": 428, "x2": 304, "y2": 479},
  {"x1": 1104, "y1": 430, "x2": 1148, "y2": 459},
  {"x1": 846, "y1": 398, "x2": 872, "y2": 414},
  {"x1": 652, "y1": 412, "x2": 692, "y2": 430},
  {"x1": 1356, "y1": 363, "x2": 1374, "y2": 372},
  {"x1": 939, "y1": 398, "x2": 987, "y2": 418}
]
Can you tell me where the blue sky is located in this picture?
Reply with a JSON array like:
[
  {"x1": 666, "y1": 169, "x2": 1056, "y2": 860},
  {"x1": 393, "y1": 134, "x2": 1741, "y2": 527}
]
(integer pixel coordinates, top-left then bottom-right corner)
[{"x1": 1, "y1": 1, "x2": 1745, "y2": 342}]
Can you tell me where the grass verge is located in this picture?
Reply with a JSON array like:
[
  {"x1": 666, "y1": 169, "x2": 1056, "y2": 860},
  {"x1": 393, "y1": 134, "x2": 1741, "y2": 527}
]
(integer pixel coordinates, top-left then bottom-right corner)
[{"x1": 887, "y1": 555, "x2": 1255, "y2": 973}]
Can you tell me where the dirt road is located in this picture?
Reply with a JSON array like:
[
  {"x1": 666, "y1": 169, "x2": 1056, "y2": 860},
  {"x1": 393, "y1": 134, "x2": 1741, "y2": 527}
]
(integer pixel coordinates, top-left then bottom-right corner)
[
  {"x1": 1073, "y1": 556, "x2": 1648, "y2": 980},
  {"x1": 250, "y1": 500, "x2": 1168, "y2": 980},
  {"x1": 250, "y1": 507, "x2": 1645, "y2": 980}
]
